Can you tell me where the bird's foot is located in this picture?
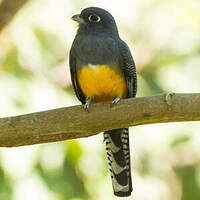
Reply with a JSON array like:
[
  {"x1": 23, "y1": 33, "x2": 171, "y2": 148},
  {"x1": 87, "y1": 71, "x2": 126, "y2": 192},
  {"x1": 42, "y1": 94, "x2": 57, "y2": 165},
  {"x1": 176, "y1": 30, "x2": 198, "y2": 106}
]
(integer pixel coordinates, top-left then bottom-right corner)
[
  {"x1": 84, "y1": 98, "x2": 91, "y2": 112},
  {"x1": 110, "y1": 97, "x2": 121, "y2": 107}
]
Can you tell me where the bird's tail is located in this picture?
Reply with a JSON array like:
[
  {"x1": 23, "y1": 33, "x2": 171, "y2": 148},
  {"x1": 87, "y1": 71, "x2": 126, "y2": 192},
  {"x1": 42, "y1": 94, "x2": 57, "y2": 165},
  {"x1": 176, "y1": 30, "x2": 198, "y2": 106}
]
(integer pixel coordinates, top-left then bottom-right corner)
[{"x1": 104, "y1": 128, "x2": 132, "y2": 197}]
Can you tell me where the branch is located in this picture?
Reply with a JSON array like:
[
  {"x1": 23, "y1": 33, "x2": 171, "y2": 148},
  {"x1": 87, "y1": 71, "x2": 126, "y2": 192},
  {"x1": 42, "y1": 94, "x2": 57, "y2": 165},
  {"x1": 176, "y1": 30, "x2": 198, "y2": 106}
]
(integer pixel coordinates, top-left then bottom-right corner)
[
  {"x1": 0, "y1": 0, "x2": 28, "y2": 32},
  {"x1": 0, "y1": 93, "x2": 200, "y2": 147}
]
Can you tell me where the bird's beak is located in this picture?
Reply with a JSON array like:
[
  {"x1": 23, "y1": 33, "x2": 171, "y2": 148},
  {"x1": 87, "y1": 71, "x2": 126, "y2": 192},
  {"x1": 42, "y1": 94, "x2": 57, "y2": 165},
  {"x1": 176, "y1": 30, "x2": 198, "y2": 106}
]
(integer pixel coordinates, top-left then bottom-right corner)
[{"x1": 71, "y1": 14, "x2": 85, "y2": 24}]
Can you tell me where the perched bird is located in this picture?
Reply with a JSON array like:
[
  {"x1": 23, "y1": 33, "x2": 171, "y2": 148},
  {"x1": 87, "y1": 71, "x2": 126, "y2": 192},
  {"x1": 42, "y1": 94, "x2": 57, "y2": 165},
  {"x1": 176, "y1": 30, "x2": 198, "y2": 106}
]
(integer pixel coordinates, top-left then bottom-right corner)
[{"x1": 69, "y1": 7, "x2": 137, "y2": 197}]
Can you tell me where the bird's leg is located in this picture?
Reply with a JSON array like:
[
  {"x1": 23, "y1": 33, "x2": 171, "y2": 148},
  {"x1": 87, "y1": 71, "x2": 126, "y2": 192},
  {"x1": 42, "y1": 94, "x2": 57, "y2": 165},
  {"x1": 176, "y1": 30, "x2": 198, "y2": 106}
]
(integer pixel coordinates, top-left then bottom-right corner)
[
  {"x1": 84, "y1": 98, "x2": 91, "y2": 112},
  {"x1": 110, "y1": 97, "x2": 121, "y2": 107}
]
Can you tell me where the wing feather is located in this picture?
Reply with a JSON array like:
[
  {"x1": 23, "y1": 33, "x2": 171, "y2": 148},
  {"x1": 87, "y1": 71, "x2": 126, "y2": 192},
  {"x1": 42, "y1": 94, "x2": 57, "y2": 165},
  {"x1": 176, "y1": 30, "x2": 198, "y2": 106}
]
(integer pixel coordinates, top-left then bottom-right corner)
[
  {"x1": 119, "y1": 40, "x2": 137, "y2": 98},
  {"x1": 69, "y1": 49, "x2": 86, "y2": 104}
]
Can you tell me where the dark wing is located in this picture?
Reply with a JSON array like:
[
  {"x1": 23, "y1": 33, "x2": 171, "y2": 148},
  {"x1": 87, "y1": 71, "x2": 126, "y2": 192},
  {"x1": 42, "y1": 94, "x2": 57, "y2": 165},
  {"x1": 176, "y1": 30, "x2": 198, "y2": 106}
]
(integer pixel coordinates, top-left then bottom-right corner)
[
  {"x1": 69, "y1": 48, "x2": 86, "y2": 104},
  {"x1": 119, "y1": 40, "x2": 137, "y2": 98}
]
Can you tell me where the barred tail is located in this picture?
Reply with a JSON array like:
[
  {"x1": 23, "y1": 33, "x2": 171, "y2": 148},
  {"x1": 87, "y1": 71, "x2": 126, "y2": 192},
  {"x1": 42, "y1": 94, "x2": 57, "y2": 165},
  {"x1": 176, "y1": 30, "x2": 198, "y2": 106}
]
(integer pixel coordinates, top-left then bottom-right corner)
[{"x1": 104, "y1": 128, "x2": 132, "y2": 197}]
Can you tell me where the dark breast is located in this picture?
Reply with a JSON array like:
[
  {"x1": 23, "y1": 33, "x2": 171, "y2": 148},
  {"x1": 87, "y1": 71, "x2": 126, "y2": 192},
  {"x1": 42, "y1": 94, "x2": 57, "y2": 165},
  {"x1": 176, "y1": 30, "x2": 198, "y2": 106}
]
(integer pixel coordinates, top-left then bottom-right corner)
[{"x1": 72, "y1": 33, "x2": 121, "y2": 69}]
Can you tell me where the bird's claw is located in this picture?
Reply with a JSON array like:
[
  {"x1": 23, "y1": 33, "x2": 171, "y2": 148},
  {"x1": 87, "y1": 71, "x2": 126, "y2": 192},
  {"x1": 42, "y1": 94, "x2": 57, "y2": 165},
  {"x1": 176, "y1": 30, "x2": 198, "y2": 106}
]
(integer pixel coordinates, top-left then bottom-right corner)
[
  {"x1": 110, "y1": 97, "x2": 121, "y2": 107},
  {"x1": 84, "y1": 98, "x2": 91, "y2": 112}
]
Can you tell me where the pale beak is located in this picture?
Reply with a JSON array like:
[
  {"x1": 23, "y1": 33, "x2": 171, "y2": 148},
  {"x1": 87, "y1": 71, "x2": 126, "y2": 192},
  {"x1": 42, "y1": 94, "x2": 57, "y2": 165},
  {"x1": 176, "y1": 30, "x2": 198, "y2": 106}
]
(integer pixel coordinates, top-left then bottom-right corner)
[{"x1": 71, "y1": 14, "x2": 85, "y2": 24}]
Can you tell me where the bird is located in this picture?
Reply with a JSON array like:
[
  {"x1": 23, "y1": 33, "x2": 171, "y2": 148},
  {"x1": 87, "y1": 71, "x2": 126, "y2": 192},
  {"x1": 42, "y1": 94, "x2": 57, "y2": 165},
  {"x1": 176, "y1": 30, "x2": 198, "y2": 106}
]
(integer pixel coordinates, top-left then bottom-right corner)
[{"x1": 69, "y1": 7, "x2": 137, "y2": 197}]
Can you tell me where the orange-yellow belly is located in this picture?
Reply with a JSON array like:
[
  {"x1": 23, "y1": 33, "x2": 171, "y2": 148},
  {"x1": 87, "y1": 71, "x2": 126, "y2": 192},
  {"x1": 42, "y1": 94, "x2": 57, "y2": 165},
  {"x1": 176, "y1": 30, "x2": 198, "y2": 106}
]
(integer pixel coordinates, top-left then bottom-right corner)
[{"x1": 77, "y1": 65, "x2": 127, "y2": 102}]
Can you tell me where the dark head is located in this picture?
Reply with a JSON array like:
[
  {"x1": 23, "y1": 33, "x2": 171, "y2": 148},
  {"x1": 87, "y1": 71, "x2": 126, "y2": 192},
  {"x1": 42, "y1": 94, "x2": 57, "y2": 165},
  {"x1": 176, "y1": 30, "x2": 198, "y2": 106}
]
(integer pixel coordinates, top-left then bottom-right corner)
[{"x1": 72, "y1": 7, "x2": 119, "y2": 36}]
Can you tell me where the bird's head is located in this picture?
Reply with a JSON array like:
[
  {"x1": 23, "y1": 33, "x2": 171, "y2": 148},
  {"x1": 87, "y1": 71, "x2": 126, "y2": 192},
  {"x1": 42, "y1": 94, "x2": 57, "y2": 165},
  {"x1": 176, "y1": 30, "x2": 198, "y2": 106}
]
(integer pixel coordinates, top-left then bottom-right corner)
[{"x1": 72, "y1": 7, "x2": 119, "y2": 36}]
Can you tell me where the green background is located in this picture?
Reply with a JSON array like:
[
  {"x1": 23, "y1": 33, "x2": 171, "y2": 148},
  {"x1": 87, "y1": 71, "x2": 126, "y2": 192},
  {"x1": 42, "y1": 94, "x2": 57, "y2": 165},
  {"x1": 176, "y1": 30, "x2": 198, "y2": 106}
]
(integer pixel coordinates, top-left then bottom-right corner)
[{"x1": 0, "y1": 0, "x2": 200, "y2": 199}]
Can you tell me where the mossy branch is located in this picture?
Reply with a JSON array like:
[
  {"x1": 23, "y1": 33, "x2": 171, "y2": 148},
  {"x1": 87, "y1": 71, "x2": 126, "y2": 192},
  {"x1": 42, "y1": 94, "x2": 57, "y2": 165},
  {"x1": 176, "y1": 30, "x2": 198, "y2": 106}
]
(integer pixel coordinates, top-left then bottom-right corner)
[{"x1": 0, "y1": 93, "x2": 200, "y2": 147}]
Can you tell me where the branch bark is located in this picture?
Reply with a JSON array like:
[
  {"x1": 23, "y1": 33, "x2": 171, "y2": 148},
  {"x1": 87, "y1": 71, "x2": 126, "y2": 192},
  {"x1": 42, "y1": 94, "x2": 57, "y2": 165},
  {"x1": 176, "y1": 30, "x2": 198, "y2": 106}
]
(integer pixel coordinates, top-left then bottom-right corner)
[
  {"x1": 0, "y1": 0, "x2": 28, "y2": 32},
  {"x1": 0, "y1": 93, "x2": 199, "y2": 147}
]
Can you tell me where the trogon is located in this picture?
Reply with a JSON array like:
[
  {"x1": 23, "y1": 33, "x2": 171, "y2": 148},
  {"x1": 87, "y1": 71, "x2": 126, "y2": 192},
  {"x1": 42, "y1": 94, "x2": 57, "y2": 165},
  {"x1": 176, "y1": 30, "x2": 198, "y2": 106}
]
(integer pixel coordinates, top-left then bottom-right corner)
[{"x1": 69, "y1": 7, "x2": 137, "y2": 197}]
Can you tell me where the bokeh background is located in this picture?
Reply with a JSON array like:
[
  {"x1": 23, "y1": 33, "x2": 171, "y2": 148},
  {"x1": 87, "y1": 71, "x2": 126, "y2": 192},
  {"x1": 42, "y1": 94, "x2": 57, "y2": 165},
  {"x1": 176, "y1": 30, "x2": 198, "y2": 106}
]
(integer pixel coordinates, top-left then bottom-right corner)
[{"x1": 0, "y1": 0, "x2": 200, "y2": 199}]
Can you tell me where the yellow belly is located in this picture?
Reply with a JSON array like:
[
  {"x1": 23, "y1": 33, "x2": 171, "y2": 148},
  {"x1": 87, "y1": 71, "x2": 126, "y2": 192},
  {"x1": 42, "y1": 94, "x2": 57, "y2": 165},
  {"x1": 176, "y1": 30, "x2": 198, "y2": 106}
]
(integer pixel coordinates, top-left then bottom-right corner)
[{"x1": 77, "y1": 65, "x2": 127, "y2": 102}]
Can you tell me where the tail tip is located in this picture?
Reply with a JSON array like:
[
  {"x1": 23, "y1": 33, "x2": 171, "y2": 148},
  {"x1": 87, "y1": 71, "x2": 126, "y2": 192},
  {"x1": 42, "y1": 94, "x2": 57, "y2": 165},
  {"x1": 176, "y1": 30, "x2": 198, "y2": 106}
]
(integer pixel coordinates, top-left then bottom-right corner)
[{"x1": 114, "y1": 190, "x2": 132, "y2": 197}]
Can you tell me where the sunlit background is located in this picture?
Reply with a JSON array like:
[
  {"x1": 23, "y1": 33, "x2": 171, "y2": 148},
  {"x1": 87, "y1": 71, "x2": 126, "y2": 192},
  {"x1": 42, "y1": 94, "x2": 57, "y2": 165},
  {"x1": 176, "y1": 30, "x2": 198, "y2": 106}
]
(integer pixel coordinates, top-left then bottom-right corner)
[{"x1": 0, "y1": 0, "x2": 200, "y2": 199}]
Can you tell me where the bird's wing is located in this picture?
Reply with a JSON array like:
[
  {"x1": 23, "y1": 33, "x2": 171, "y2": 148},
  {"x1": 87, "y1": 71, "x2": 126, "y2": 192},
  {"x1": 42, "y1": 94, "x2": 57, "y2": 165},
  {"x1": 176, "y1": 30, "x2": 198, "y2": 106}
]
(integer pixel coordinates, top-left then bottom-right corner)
[
  {"x1": 69, "y1": 48, "x2": 86, "y2": 104},
  {"x1": 119, "y1": 40, "x2": 137, "y2": 98}
]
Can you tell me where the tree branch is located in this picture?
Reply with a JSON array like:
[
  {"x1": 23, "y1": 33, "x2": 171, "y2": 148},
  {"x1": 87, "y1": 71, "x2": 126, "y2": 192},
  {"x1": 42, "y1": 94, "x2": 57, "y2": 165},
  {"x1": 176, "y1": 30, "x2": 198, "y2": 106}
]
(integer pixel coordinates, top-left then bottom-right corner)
[
  {"x1": 0, "y1": 93, "x2": 199, "y2": 147},
  {"x1": 0, "y1": 0, "x2": 28, "y2": 32}
]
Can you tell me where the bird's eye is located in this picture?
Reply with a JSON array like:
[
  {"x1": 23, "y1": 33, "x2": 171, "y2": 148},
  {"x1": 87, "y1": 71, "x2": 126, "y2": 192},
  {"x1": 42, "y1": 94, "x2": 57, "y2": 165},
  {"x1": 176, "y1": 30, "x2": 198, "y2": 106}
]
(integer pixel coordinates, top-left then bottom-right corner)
[{"x1": 88, "y1": 14, "x2": 101, "y2": 22}]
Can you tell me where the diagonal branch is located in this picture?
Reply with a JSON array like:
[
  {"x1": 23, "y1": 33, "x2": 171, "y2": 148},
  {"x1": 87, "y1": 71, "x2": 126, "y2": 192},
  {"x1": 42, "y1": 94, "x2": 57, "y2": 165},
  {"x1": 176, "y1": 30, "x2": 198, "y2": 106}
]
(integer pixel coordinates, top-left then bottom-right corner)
[
  {"x1": 0, "y1": 93, "x2": 200, "y2": 147},
  {"x1": 0, "y1": 0, "x2": 29, "y2": 32}
]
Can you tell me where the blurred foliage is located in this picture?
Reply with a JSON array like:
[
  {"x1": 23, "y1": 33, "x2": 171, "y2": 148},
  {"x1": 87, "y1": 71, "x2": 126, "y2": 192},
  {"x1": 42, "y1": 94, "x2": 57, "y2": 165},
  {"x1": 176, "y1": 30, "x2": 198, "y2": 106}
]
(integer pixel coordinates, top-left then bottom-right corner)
[
  {"x1": 0, "y1": 0, "x2": 200, "y2": 200},
  {"x1": 33, "y1": 27, "x2": 66, "y2": 67},
  {"x1": 2, "y1": 48, "x2": 32, "y2": 78},
  {"x1": 175, "y1": 166, "x2": 200, "y2": 200},
  {"x1": 170, "y1": 135, "x2": 190, "y2": 147},
  {"x1": 36, "y1": 152, "x2": 86, "y2": 199},
  {"x1": 0, "y1": 166, "x2": 12, "y2": 200}
]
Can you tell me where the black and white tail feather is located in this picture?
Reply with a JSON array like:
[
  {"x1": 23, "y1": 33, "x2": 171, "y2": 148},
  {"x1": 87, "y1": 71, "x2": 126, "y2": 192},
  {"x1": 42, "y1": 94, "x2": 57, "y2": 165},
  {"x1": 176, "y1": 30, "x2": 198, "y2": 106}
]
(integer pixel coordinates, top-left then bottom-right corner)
[{"x1": 104, "y1": 128, "x2": 132, "y2": 197}]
